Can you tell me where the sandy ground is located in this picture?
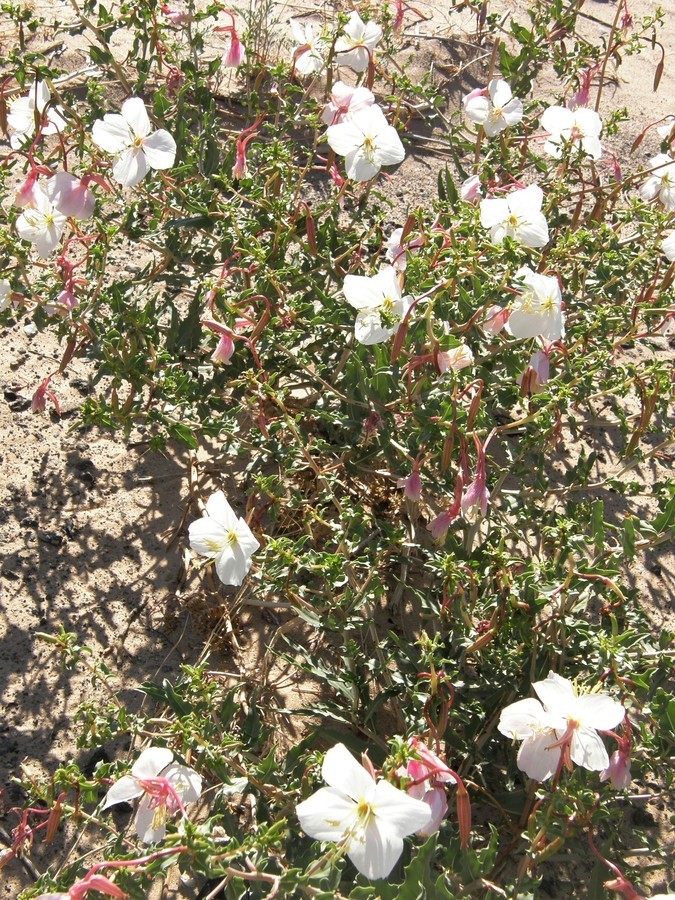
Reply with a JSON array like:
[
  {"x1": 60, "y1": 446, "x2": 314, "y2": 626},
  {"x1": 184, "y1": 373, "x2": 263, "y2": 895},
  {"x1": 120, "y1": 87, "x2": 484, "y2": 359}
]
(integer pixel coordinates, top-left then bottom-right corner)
[{"x1": 1, "y1": 0, "x2": 673, "y2": 896}]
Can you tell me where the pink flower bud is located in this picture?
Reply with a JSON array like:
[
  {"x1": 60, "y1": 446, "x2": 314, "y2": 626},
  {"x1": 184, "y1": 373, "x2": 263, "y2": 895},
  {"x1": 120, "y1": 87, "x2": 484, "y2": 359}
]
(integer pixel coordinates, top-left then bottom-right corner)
[
  {"x1": 31, "y1": 377, "x2": 61, "y2": 415},
  {"x1": 70, "y1": 872, "x2": 128, "y2": 900},
  {"x1": 460, "y1": 174, "x2": 482, "y2": 203},
  {"x1": 232, "y1": 140, "x2": 248, "y2": 180},
  {"x1": 482, "y1": 304, "x2": 509, "y2": 335},
  {"x1": 461, "y1": 435, "x2": 489, "y2": 518},
  {"x1": 397, "y1": 466, "x2": 422, "y2": 502}
]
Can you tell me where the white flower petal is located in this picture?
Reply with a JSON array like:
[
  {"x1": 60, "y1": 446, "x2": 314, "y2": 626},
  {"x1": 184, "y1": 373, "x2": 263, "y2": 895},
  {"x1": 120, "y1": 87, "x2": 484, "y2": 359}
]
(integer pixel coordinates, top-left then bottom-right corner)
[
  {"x1": 498, "y1": 698, "x2": 549, "y2": 739},
  {"x1": 502, "y1": 98, "x2": 524, "y2": 126},
  {"x1": 576, "y1": 695, "x2": 625, "y2": 731},
  {"x1": 343, "y1": 274, "x2": 385, "y2": 311},
  {"x1": 570, "y1": 727, "x2": 609, "y2": 771},
  {"x1": 213, "y1": 544, "x2": 251, "y2": 585},
  {"x1": 517, "y1": 213, "x2": 549, "y2": 248},
  {"x1": 322, "y1": 743, "x2": 375, "y2": 800},
  {"x1": 516, "y1": 731, "x2": 561, "y2": 781},
  {"x1": 371, "y1": 779, "x2": 432, "y2": 838},
  {"x1": 374, "y1": 126, "x2": 405, "y2": 166},
  {"x1": 131, "y1": 746, "x2": 175, "y2": 779},
  {"x1": 134, "y1": 792, "x2": 167, "y2": 844},
  {"x1": 297, "y1": 785, "x2": 358, "y2": 841},
  {"x1": 541, "y1": 106, "x2": 574, "y2": 136},
  {"x1": 326, "y1": 121, "x2": 364, "y2": 157},
  {"x1": 354, "y1": 311, "x2": 392, "y2": 344},
  {"x1": 113, "y1": 147, "x2": 148, "y2": 187},
  {"x1": 533, "y1": 671, "x2": 576, "y2": 713},
  {"x1": 347, "y1": 817, "x2": 404, "y2": 880},
  {"x1": 162, "y1": 762, "x2": 202, "y2": 804},
  {"x1": 142, "y1": 129, "x2": 177, "y2": 170},
  {"x1": 489, "y1": 79, "x2": 512, "y2": 107},
  {"x1": 92, "y1": 115, "x2": 132, "y2": 153},
  {"x1": 122, "y1": 97, "x2": 152, "y2": 138},
  {"x1": 188, "y1": 519, "x2": 227, "y2": 558},
  {"x1": 464, "y1": 96, "x2": 489, "y2": 125},
  {"x1": 102, "y1": 774, "x2": 143, "y2": 809},
  {"x1": 480, "y1": 198, "x2": 510, "y2": 229},
  {"x1": 205, "y1": 491, "x2": 238, "y2": 528},
  {"x1": 345, "y1": 148, "x2": 379, "y2": 182}
]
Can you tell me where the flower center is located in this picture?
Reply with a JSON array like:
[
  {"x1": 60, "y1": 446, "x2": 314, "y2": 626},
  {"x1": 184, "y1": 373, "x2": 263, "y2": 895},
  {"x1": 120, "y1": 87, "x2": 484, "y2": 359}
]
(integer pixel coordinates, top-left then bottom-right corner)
[
  {"x1": 361, "y1": 135, "x2": 377, "y2": 161},
  {"x1": 133, "y1": 134, "x2": 145, "y2": 148},
  {"x1": 506, "y1": 213, "x2": 520, "y2": 229},
  {"x1": 356, "y1": 800, "x2": 375, "y2": 827}
]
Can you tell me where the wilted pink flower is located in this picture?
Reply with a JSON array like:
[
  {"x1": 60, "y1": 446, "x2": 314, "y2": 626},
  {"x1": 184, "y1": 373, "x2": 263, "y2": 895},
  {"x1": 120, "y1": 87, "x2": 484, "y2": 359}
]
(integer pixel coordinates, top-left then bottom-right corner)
[
  {"x1": 397, "y1": 465, "x2": 422, "y2": 502},
  {"x1": 46, "y1": 171, "x2": 96, "y2": 219},
  {"x1": 483, "y1": 304, "x2": 509, "y2": 335},
  {"x1": 37, "y1": 871, "x2": 128, "y2": 899},
  {"x1": 32, "y1": 376, "x2": 60, "y2": 415},
  {"x1": 427, "y1": 476, "x2": 463, "y2": 542},
  {"x1": 385, "y1": 226, "x2": 422, "y2": 271},
  {"x1": 160, "y1": 4, "x2": 191, "y2": 26},
  {"x1": 460, "y1": 174, "x2": 482, "y2": 203},
  {"x1": 600, "y1": 740, "x2": 631, "y2": 790},
  {"x1": 224, "y1": 28, "x2": 245, "y2": 66},
  {"x1": 399, "y1": 738, "x2": 456, "y2": 836},
  {"x1": 461, "y1": 434, "x2": 489, "y2": 518},
  {"x1": 569, "y1": 68, "x2": 593, "y2": 109},
  {"x1": 437, "y1": 343, "x2": 474, "y2": 374},
  {"x1": 517, "y1": 349, "x2": 550, "y2": 395},
  {"x1": 212, "y1": 331, "x2": 235, "y2": 364},
  {"x1": 15, "y1": 170, "x2": 41, "y2": 207}
]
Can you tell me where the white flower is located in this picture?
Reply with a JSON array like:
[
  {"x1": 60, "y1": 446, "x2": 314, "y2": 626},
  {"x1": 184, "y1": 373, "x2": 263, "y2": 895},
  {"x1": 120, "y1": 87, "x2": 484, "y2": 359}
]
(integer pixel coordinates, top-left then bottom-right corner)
[
  {"x1": 499, "y1": 672, "x2": 625, "y2": 781},
  {"x1": 480, "y1": 184, "x2": 549, "y2": 248},
  {"x1": 7, "y1": 80, "x2": 67, "y2": 149},
  {"x1": 188, "y1": 490, "x2": 260, "y2": 586},
  {"x1": 343, "y1": 266, "x2": 413, "y2": 345},
  {"x1": 335, "y1": 11, "x2": 383, "y2": 73},
  {"x1": 498, "y1": 698, "x2": 564, "y2": 782},
  {"x1": 639, "y1": 154, "x2": 675, "y2": 211},
  {"x1": 296, "y1": 743, "x2": 431, "y2": 880},
  {"x1": 662, "y1": 230, "x2": 675, "y2": 261},
  {"x1": 463, "y1": 79, "x2": 523, "y2": 137},
  {"x1": 15, "y1": 186, "x2": 67, "y2": 258},
  {"x1": 541, "y1": 106, "x2": 603, "y2": 160},
  {"x1": 508, "y1": 266, "x2": 564, "y2": 341},
  {"x1": 46, "y1": 171, "x2": 96, "y2": 219},
  {"x1": 290, "y1": 20, "x2": 327, "y2": 76},
  {"x1": 327, "y1": 105, "x2": 405, "y2": 182},
  {"x1": 103, "y1": 746, "x2": 202, "y2": 844},
  {"x1": 92, "y1": 97, "x2": 176, "y2": 187},
  {"x1": 322, "y1": 81, "x2": 375, "y2": 126},
  {"x1": 0, "y1": 280, "x2": 10, "y2": 313}
]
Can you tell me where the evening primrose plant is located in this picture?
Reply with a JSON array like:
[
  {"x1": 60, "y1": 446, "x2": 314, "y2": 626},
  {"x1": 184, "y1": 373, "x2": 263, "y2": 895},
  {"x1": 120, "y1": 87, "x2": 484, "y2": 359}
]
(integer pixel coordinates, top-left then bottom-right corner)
[{"x1": 1, "y1": 0, "x2": 674, "y2": 897}]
